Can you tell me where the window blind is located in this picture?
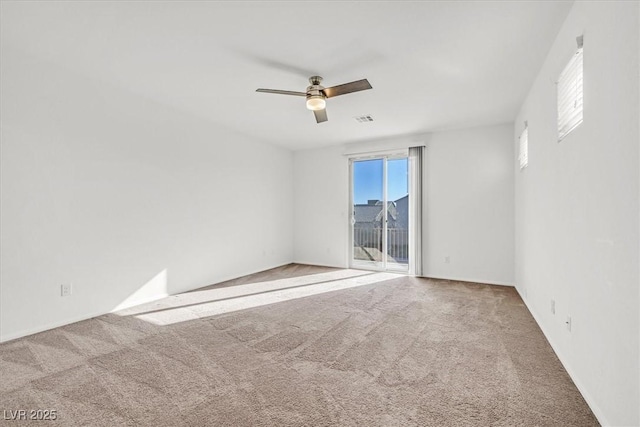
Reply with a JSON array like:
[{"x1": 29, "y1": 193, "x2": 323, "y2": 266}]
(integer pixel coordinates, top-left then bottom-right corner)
[
  {"x1": 557, "y1": 43, "x2": 584, "y2": 141},
  {"x1": 519, "y1": 125, "x2": 528, "y2": 169}
]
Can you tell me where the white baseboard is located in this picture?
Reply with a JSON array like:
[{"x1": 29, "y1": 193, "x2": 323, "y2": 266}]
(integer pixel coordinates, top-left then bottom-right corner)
[
  {"x1": 291, "y1": 260, "x2": 348, "y2": 269},
  {"x1": 111, "y1": 293, "x2": 169, "y2": 312},
  {"x1": 515, "y1": 287, "x2": 610, "y2": 427},
  {"x1": 0, "y1": 309, "x2": 109, "y2": 343},
  {"x1": 423, "y1": 274, "x2": 514, "y2": 287},
  {"x1": 183, "y1": 262, "x2": 295, "y2": 291}
]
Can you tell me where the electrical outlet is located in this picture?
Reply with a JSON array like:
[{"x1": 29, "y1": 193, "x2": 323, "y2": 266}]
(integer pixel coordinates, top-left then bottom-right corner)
[
  {"x1": 444, "y1": 256, "x2": 450, "y2": 264},
  {"x1": 61, "y1": 283, "x2": 72, "y2": 297},
  {"x1": 566, "y1": 316, "x2": 571, "y2": 332},
  {"x1": 550, "y1": 299, "x2": 555, "y2": 314}
]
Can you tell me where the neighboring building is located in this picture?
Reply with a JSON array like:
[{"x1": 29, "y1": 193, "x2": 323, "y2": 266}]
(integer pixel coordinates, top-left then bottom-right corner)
[
  {"x1": 353, "y1": 199, "x2": 397, "y2": 230},
  {"x1": 394, "y1": 195, "x2": 408, "y2": 230},
  {"x1": 353, "y1": 197, "x2": 407, "y2": 230}
]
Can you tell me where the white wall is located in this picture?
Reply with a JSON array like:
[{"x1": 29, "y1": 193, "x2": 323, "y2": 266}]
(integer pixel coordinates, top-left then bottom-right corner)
[
  {"x1": 514, "y1": 2, "x2": 639, "y2": 425},
  {"x1": 425, "y1": 125, "x2": 514, "y2": 285},
  {"x1": 293, "y1": 145, "x2": 350, "y2": 268},
  {"x1": 293, "y1": 124, "x2": 515, "y2": 287},
  {"x1": 0, "y1": 49, "x2": 294, "y2": 342}
]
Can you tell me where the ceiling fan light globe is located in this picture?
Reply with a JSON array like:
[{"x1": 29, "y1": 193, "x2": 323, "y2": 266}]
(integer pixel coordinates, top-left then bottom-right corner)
[{"x1": 306, "y1": 96, "x2": 326, "y2": 111}]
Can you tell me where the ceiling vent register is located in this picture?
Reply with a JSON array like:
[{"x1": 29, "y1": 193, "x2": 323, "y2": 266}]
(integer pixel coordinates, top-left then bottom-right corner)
[{"x1": 354, "y1": 115, "x2": 374, "y2": 123}]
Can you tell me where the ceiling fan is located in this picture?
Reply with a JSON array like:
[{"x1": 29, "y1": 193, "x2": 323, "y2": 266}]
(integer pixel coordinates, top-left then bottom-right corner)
[{"x1": 256, "y1": 76, "x2": 372, "y2": 123}]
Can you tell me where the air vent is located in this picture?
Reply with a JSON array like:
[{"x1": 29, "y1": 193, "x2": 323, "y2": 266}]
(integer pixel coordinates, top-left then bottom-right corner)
[{"x1": 354, "y1": 115, "x2": 374, "y2": 123}]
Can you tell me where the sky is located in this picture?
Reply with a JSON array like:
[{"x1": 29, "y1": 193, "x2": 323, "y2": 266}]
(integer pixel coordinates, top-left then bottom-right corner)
[{"x1": 353, "y1": 158, "x2": 408, "y2": 205}]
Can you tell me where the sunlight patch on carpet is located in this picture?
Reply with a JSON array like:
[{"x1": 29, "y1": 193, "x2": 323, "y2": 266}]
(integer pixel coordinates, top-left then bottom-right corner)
[{"x1": 130, "y1": 271, "x2": 401, "y2": 326}]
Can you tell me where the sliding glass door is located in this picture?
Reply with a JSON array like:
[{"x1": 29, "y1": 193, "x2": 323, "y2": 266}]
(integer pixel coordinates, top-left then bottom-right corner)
[{"x1": 351, "y1": 156, "x2": 409, "y2": 272}]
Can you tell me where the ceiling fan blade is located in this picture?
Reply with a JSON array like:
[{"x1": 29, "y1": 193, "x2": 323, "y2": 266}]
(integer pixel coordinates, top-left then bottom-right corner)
[
  {"x1": 256, "y1": 89, "x2": 306, "y2": 97},
  {"x1": 314, "y1": 109, "x2": 328, "y2": 123},
  {"x1": 322, "y1": 79, "x2": 372, "y2": 98}
]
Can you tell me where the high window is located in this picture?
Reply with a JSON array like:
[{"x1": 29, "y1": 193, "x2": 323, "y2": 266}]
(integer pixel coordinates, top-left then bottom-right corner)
[
  {"x1": 557, "y1": 36, "x2": 584, "y2": 141},
  {"x1": 519, "y1": 124, "x2": 528, "y2": 169}
]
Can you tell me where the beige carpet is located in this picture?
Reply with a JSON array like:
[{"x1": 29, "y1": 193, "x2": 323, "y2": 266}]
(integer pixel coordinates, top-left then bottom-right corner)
[{"x1": 0, "y1": 264, "x2": 598, "y2": 426}]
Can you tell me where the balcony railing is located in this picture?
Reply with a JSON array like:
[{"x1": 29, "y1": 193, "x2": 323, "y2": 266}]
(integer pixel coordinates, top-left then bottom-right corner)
[{"x1": 353, "y1": 227, "x2": 409, "y2": 264}]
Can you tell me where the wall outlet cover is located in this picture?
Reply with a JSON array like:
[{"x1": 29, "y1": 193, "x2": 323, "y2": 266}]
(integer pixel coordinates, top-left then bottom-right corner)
[{"x1": 61, "y1": 283, "x2": 72, "y2": 297}]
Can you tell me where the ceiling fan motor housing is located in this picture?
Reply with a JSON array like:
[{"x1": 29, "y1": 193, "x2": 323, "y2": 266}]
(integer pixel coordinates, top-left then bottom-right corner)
[
  {"x1": 306, "y1": 86, "x2": 324, "y2": 98},
  {"x1": 307, "y1": 77, "x2": 325, "y2": 99}
]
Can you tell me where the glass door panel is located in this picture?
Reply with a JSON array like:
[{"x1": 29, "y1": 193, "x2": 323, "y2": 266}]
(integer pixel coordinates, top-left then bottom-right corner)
[
  {"x1": 386, "y1": 158, "x2": 409, "y2": 271},
  {"x1": 352, "y1": 159, "x2": 384, "y2": 269}
]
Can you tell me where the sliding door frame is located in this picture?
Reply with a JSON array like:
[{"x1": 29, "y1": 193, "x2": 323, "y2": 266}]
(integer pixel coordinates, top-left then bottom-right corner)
[{"x1": 349, "y1": 150, "x2": 411, "y2": 273}]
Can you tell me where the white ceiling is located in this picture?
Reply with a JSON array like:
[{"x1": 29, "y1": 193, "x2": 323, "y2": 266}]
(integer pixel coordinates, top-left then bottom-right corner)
[{"x1": 2, "y1": 1, "x2": 573, "y2": 150}]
